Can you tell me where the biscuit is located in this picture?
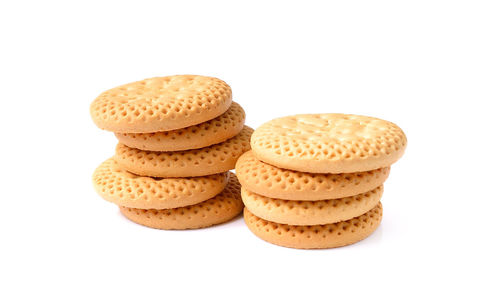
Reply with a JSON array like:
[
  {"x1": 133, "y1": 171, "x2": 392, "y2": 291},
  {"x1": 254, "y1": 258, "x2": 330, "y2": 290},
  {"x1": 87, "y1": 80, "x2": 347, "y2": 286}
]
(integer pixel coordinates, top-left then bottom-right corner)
[
  {"x1": 90, "y1": 75, "x2": 232, "y2": 133},
  {"x1": 251, "y1": 114, "x2": 406, "y2": 173},
  {"x1": 114, "y1": 102, "x2": 245, "y2": 151},
  {"x1": 119, "y1": 173, "x2": 243, "y2": 230},
  {"x1": 115, "y1": 126, "x2": 253, "y2": 177},
  {"x1": 244, "y1": 203, "x2": 382, "y2": 249},
  {"x1": 92, "y1": 158, "x2": 229, "y2": 209},
  {"x1": 236, "y1": 150, "x2": 390, "y2": 200},
  {"x1": 242, "y1": 186, "x2": 382, "y2": 225}
]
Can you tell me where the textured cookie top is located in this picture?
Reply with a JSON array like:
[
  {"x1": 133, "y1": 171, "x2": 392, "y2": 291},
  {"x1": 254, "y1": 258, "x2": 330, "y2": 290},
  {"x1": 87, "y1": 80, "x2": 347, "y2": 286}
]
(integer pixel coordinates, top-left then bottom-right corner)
[
  {"x1": 115, "y1": 126, "x2": 253, "y2": 177},
  {"x1": 244, "y1": 203, "x2": 382, "y2": 249},
  {"x1": 251, "y1": 114, "x2": 406, "y2": 173},
  {"x1": 90, "y1": 75, "x2": 232, "y2": 133},
  {"x1": 242, "y1": 186, "x2": 382, "y2": 225},
  {"x1": 119, "y1": 173, "x2": 243, "y2": 230},
  {"x1": 114, "y1": 102, "x2": 245, "y2": 151},
  {"x1": 236, "y1": 150, "x2": 390, "y2": 200},
  {"x1": 92, "y1": 158, "x2": 229, "y2": 209}
]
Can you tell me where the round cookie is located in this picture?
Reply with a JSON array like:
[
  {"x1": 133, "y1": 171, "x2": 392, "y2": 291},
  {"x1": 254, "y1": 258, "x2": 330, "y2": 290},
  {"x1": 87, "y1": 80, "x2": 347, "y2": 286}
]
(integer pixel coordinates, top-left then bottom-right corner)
[
  {"x1": 92, "y1": 158, "x2": 229, "y2": 209},
  {"x1": 244, "y1": 203, "x2": 383, "y2": 249},
  {"x1": 114, "y1": 102, "x2": 245, "y2": 151},
  {"x1": 236, "y1": 150, "x2": 390, "y2": 200},
  {"x1": 115, "y1": 126, "x2": 253, "y2": 177},
  {"x1": 242, "y1": 186, "x2": 383, "y2": 225},
  {"x1": 251, "y1": 114, "x2": 407, "y2": 173},
  {"x1": 90, "y1": 75, "x2": 232, "y2": 133},
  {"x1": 120, "y1": 173, "x2": 243, "y2": 230}
]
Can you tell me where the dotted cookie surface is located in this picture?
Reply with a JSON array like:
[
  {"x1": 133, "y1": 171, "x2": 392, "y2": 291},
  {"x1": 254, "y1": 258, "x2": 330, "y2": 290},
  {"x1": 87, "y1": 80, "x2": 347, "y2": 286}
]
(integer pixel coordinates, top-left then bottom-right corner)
[
  {"x1": 236, "y1": 151, "x2": 390, "y2": 200},
  {"x1": 115, "y1": 126, "x2": 253, "y2": 177},
  {"x1": 251, "y1": 114, "x2": 406, "y2": 173},
  {"x1": 242, "y1": 186, "x2": 383, "y2": 225},
  {"x1": 90, "y1": 75, "x2": 232, "y2": 133},
  {"x1": 92, "y1": 158, "x2": 229, "y2": 209},
  {"x1": 114, "y1": 102, "x2": 245, "y2": 151},
  {"x1": 120, "y1": 173, "x2": 243, "y2": 230},
  {"x1": 244, "y1": 203, "x2": 383, "y2": 249}
]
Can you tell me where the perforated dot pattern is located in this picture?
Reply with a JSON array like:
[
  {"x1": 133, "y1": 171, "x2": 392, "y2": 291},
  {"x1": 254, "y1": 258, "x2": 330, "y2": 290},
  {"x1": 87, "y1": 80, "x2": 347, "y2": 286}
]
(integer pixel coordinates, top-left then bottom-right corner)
[
  {"x1": 236, "y1": 150, "x2": 390, "y2": 200},
  {"x1": 114, "y1": 102, "x2": 245, "y2": 151},
  {"x1": 92, "y1": 158, "x2": 229, "y2": 209},
  {"x1": 115, "y1": 126, "x2": 253, "y2": 177},
  {"x1": 244, "y1": 203, "x2": 383, "y2": 249},
  {"x1": 90, "y1": 75, "x2": 232, "y2": 133},
  {"x1": 119, "y1": 173, "x2": 243, "y2": 230},
  {"x1": 242, "y1": 186, "x2": 382, "y2": 225},
  {"x1": 251, "y1": 114, "x2": 406, "y2": 173}
]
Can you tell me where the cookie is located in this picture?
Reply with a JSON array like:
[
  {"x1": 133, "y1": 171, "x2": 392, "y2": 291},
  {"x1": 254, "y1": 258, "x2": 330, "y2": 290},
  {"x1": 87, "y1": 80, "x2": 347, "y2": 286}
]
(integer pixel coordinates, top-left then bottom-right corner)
[
  {"x1": 244, "y1": 203, "x2": 383, "y2": 249},
  {"x1": 119, "y1": 173, "x2": 243, "y2": 230},
  {"x1": 251, "y1": 114, "x2": 406, "y2": 173},
  {"x1": 92, "y1": 158, "x2": 229, "y2": 209},
  {"x1": 114, "y1": 102, "x2": 245, "y2": 151},
  {"x1": 236, "y1": 150, "x2": 390, "y2": 200},
  {"x1": 90, "y1": 75, "x2": 232, "y2": 133},
  {"x1": 242, "y1": 186, "x2": 382, "y2": 225},
  {"x1": 115, "y1": 126, "x2": 253, "y2": 177}
]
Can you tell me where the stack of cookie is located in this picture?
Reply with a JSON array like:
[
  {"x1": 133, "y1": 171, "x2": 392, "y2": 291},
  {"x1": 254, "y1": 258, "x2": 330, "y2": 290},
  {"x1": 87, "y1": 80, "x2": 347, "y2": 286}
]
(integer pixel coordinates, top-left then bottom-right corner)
[
  {"x1": 90, "y1": 75, "x2": 253, "y2": 230},
  {"x1": 236, "y1": 114, "x2": 406, "y2": 249}
]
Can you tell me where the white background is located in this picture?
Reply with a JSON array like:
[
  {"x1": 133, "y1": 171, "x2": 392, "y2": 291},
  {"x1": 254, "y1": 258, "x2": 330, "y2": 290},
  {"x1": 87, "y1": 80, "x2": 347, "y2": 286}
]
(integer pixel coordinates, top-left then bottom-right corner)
[{"x1": 1, "y1": 1, "x2": 499, "y2": 306}]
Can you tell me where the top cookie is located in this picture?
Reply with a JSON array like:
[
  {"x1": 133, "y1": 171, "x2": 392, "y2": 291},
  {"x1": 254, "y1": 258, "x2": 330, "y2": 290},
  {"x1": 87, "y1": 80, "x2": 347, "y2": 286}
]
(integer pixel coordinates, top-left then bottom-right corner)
[
  {"x1": 114, "y1": 102, "x2": 245, "y2": 151},
  {"x1": 251, "y1": 114, "x2": 406, "y2": 173},
  {"x1": 90, "y1": 75, "x2": 232, "y2": 133}
]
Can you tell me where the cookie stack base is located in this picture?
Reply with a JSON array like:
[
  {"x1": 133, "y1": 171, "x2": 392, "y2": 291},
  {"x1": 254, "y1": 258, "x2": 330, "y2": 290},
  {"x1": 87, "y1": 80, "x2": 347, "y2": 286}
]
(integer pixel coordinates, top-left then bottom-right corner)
[
  {"x1": 119, "y1": 173, "x2": 243, "y2": 230},
  {"x1": 244, "y1": 203, "x2": 382, "y2": 249},
  {"x1": 236, "y1": 150, "x2": 386, "y2": 249}
]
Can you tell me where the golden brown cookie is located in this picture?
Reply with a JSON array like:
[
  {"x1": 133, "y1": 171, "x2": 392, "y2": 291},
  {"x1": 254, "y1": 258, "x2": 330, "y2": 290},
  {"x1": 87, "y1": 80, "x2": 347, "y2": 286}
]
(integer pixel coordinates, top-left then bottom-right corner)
[
  {"x1": 242, "y1": 186, "x2": 382, "y2": 225},
  {"x1": 114, "y1": 102, "x2": 245, "y2": 151},
  {"x1": 120, "y1": 173, "x2": 243, "y2": 230},
  {"x1": 251, "y1": 114, "x2": 406, "y2": 173},
  {"x1": 115, "y1": 126, "x2": 253, "y2": 177},
  {"x1": 244, "y1": 203, "x2": 382, "y2": 249},
  {"x1": 90, "y1": 75, "x2": 232, "y2": 133},
  {"x1": 92, "y1": 158, "x2": 229, "y2": 209},
  {"x1": 235, "y1": 150, "x2": 390, "y2": 200}
]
